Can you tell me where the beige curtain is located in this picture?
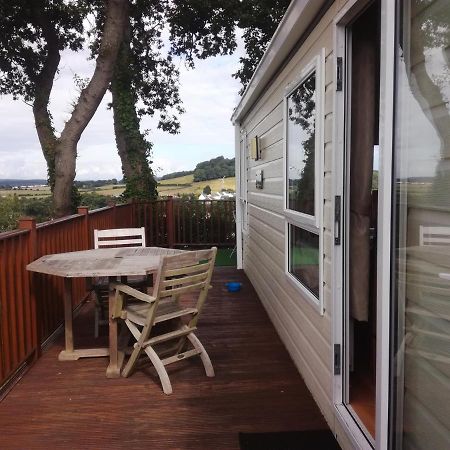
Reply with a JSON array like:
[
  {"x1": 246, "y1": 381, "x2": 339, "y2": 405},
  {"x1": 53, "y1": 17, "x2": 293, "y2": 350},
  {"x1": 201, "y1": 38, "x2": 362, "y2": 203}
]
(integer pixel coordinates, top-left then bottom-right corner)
[{"x1": 349, "y1": 7, "x2": 379, "y2": 322}]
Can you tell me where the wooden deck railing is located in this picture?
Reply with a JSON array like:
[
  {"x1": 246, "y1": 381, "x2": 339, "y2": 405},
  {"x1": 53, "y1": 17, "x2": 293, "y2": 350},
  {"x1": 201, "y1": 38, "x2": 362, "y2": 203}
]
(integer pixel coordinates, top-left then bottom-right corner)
[
  {"x1": 133, "y1": 198, "x2": 236, "y2": 248},
  {"x1": 0, "y1": 199, "x2": 235, "y2": 389}
]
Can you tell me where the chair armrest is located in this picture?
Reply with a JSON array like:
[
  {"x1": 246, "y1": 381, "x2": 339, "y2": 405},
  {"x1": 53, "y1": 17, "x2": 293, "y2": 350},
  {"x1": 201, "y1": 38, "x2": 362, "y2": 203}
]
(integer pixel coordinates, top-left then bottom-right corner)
[{"x1": 112, "y1": 283, "x2": 157, "y2": 303}]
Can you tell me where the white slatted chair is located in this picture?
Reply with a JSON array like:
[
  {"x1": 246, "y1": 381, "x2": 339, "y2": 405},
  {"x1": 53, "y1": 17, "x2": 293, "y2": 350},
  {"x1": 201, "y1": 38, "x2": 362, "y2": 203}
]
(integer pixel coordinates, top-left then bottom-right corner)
[
  {"x1": 94, "y1": 227, "x2": 146, "y2": 248},
  {"x1": 92, "y1": 227, "x2": 146, "y2": 338},
  {"x1": 419, "y1": 225, "x2": 450, "y2": 246},
  {"x1": 112, "y1": 247, "x2": 217, "y2": 395}
]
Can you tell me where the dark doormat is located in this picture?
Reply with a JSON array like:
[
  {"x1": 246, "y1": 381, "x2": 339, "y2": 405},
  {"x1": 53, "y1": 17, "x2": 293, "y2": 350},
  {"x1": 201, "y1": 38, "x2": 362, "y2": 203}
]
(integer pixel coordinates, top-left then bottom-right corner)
[{"x1": 239, "y1": 429, "x2": 341, "y2": 450}]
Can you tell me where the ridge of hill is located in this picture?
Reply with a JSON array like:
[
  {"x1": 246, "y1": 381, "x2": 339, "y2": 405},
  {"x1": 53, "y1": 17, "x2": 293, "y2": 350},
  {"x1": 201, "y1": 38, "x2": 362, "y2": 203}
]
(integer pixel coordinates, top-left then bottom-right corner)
[{"x1": 0, "y1": 179, "x2": 47, "y2": 187}]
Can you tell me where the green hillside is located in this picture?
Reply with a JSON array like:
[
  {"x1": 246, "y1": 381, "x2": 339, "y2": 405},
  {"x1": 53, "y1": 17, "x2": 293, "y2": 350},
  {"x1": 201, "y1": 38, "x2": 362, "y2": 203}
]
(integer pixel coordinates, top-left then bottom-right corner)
[{"x1": 158, "y1": 174, "x2": 235, "y2": 196}]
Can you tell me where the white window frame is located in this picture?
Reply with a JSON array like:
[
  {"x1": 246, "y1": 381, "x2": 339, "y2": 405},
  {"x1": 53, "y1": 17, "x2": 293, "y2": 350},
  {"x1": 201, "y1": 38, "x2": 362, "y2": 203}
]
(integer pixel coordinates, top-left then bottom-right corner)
[
  {"x1": 284, "y1": 52, "x2": 324, "y2": 229},
  {"x1": 331, "y1": 1, "x2": 395, "y2": 449},
  {"x1": 283, "y1": 50, "x2": 325, "y2": 315}
]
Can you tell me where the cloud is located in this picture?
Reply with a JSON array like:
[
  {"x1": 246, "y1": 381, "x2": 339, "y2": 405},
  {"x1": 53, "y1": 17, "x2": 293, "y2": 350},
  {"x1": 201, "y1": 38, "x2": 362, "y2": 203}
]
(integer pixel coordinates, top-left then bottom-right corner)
[{"x1": 0, "y1": 39, "x2": 244, "y2": 180}]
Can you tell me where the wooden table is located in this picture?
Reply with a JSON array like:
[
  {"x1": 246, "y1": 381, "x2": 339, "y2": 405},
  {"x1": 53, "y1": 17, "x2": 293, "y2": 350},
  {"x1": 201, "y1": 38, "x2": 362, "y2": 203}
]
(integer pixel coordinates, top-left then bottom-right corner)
[{"x1": 26, "y1": 247, "x2": 184, "y2": 377}]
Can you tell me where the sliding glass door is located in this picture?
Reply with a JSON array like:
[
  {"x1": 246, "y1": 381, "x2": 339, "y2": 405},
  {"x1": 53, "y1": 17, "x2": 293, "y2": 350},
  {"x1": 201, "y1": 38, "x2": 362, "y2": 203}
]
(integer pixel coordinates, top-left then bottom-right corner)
[{"x1": 391, "y1": 1, "x2": 450, "y2": 448}]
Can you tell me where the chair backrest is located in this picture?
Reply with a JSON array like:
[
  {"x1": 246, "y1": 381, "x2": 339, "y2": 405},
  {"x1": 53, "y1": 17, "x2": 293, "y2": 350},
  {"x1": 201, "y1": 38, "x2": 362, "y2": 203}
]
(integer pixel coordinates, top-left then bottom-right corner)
[
  {"x1": 153, "y1": 247, "x2": 217, "y2": 325},
  {"x1": 94, "y1": 227, "x2": 146, "y2": 249},
  {"x1": 419, "y1": 225, "x2": 450, "y2": 246}
]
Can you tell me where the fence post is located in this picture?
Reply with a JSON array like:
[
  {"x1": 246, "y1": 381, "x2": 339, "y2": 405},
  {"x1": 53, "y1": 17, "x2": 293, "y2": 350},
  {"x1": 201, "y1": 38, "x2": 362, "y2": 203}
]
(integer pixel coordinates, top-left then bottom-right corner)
[
  {"x1": 77, "y1": 206, "x2": 90, "y2": 250},
  {"x1": 19, "y1": 217, "x2": 40, "y2": 359},
  {"x1": 19, "y1": 217, "x2": 37, "y2": 259},
  {"x1": 166, "y1": 197, "x2": 175, "y2": 248}
]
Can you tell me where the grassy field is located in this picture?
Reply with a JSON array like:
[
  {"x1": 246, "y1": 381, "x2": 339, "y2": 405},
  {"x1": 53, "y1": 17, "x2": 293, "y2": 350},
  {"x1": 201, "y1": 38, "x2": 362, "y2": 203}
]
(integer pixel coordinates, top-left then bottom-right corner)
[
  {"x1": 0, "y1": 186, "x2": 51, "y2": 198},
  {"x1": 0, "y1": 175, "x2": 236, "y2": 199},
  {"x1": 158, "y1": 174, "x2": 235, "y2": 196}
]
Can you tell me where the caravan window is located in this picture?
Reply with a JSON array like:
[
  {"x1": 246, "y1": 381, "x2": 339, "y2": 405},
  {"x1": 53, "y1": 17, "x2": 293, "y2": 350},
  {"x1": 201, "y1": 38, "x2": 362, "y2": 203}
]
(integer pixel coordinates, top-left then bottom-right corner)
[
  {"x1": 286, "y1": 72, "x2": 317, "y2": 218},
  {"x1": 288, "y1": 224, "x2": 320, "y2": 298},
  {"x1": 284, "y1": 53, "x2": 324, "y2": 313}
]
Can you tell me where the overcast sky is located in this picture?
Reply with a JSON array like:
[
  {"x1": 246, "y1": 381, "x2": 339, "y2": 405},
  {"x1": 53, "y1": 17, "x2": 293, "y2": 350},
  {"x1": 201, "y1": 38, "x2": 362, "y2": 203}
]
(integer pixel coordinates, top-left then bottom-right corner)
[{"x1": 0, "y1": 43, "x2": 243, "y2": 181}]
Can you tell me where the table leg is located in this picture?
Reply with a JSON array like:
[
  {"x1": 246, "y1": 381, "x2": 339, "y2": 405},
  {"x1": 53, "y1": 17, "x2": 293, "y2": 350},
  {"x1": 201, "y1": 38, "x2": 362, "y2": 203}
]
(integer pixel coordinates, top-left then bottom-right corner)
[
  {"x1": 58, "y1": 277, "x2": 110, "y2": 361},
  {"x1": 58, "y1": 278, "x2": 76, "y2": 360},
  {"x1": 106, "y1": 277, "x2": 124, "y2": 378}
]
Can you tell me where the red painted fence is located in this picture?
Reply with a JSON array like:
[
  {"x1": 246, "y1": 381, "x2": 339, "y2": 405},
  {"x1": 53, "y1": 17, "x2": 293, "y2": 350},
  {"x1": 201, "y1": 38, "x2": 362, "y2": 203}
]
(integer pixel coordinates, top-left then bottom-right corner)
[{"x1": 0, "y1": 199, "x2": 235, "y2": 389}]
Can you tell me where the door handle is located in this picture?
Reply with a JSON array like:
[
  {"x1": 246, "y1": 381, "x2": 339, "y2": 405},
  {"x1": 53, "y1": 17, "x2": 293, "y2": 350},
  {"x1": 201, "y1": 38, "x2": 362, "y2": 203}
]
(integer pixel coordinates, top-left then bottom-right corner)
[{"x1": 335, "y1": 195, "x2": 341, "y2": 245}]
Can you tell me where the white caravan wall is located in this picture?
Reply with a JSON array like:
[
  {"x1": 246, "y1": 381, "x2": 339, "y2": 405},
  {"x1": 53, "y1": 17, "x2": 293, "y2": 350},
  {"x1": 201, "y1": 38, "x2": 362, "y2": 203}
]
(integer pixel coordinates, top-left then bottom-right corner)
[{"x1": 236, "y1": 3, "x2": 353, "y2": 447}]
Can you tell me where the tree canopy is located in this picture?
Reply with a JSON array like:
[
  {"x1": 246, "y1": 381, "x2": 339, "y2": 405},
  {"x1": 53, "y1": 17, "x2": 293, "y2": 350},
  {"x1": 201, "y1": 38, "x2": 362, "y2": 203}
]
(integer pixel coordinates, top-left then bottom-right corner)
[
  {"x1": 193, "y1": 156, "x2": 235, "y2": 182},
  {"x1": 0, "y1": 0, "x2": 290, "y2": 215}
]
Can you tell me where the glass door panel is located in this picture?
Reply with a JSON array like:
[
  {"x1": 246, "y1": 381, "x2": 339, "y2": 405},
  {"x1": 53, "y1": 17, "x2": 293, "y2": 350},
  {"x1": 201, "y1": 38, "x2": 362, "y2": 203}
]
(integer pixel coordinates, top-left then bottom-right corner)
[{"x1": 391, "y1": 1, "x2": 450, "y2": 448}]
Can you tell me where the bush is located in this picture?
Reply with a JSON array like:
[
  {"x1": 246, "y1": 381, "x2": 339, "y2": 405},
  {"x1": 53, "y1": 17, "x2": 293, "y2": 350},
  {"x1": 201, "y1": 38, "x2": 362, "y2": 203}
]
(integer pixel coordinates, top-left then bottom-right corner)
[
  {"x1": 79, "y1": 192, "x2": 115, "y2": 210},
  {"x1": 0, "y1": 192, "x2": 119, "y2": 233},
  {"x1": 0, "y1": 196, "x2": 22, "y2": 232}
]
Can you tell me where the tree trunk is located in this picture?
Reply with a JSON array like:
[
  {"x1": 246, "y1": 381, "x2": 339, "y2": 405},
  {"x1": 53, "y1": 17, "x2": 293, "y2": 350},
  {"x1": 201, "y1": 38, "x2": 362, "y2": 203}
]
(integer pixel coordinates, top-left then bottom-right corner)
[
  {"x1": 29, "y1": 3, "x2": 60, "y2": 191},
  {"x1": 53, "y1": 0, "x2": 129, "y2": 217},
  {"x1": 110, "y1": 18, "x2": 157, "y2": 201}
]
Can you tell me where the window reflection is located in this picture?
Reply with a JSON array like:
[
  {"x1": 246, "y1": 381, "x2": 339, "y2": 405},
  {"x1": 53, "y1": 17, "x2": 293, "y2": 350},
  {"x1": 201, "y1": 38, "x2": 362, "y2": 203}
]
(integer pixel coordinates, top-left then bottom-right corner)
[
  {"x1": 392, "y1": 1, "x2": 450, "y2": 449},
  {"x1": 287, "y1": 72, "x2": 316, "y2": 216},
  {"x1": 288, "y1": 225, "x2": 319, "y2": 298}
]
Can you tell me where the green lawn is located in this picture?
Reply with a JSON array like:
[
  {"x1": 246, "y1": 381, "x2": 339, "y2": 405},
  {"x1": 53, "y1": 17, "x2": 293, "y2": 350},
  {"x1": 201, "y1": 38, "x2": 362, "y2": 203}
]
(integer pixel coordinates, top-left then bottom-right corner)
[{"x1": 215, "y1": 248, "x2": 237, "y2": 267}]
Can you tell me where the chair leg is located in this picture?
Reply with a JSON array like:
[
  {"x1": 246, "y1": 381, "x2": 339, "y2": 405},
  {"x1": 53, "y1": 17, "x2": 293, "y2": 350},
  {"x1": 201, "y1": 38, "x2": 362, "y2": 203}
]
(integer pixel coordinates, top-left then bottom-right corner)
[
  {"x1": 144, "y1": 345, "x2": 173, "y2": 395},
  {"x1": 187, "y1": 332, "x2": 215, "y2": 377},
  {"x1": 122, "y1": 344, "x2": 143, "y2": 378}
]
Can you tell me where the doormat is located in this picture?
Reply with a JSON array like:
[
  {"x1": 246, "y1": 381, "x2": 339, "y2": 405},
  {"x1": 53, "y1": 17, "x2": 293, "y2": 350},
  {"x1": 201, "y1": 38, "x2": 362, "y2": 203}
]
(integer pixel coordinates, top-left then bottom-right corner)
[{"x1": 239, "y1": 430, "x2": 341, "y2": 450}]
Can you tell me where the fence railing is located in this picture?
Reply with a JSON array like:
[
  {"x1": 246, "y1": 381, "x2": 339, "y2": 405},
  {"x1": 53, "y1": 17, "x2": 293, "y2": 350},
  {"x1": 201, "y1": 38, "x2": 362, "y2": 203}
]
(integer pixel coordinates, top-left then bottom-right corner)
[
  {"x1": 133, "y1": 198, "x2": 236, "y2": 248},
  {"x1": 0, "y1": 199, "x2": 235, "y2": 389}
]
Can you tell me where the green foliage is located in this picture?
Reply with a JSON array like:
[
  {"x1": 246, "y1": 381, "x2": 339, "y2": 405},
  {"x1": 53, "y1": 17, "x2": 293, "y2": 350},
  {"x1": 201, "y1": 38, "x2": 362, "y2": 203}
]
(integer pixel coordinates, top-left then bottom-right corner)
[
  {"x1": 111, "y1": 31, "x2": 158, "y2": 201},
  {"x1": 0, "y1": 0, "x2": 288, "y2": 214},
  {"x1": 232, "y1": 0, "x2": 291, "y2": 93},
  {"x1": 166, "y1": 0, "x2": 290, "y2": 92},
  {"x1": 0, "y1": 196, "x2": 23, "y2": 232},
  {"x1": 79, "y1": 192, "x2": 115, "y2": 210},
  {"x1": 372, "y1": 171, "x2": 379, "y2": 191},
  {"x1": 203, "y1": 185, "x2": 212, "y2": 195},
  {"x1": 0, "y1": 1, "x2": 85, "y2": 102},
  {"x1": 166, "y1": 0, "x2": 238, "y2": 65},
  {"x1": 0, "y1": 192, "x2": 121, "y2": 232},
  {"x1": 75, "y1": 179, "x2": 118, "y2": 188},
  {"x1": 21, "y1": 197, "x2": 53, "y2": 223},
  {"x1": 160, "y1": 170, "x2": 194, "y2": 181},
  {"x1": 193, "y1": 156, "x2": 235, "y2": 182},
  {"x1": 0, "y1": 196, "x2": 53, "y2": 232}
]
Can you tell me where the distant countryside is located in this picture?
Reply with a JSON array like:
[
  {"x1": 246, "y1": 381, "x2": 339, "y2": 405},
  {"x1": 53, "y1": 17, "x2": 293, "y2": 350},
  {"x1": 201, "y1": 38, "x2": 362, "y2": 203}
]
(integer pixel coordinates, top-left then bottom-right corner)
[
  {"x1": 0, "y1": 175, "x2": 235, "y2": 199},
  {"x1": 0, "y1": 156, "x2": 236, "y2": 232}
]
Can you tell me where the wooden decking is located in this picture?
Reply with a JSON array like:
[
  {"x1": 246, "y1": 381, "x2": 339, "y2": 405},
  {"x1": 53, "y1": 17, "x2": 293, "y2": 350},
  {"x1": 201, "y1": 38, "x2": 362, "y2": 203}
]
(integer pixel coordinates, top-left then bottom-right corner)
[{"x1": 0, "y1": 268, "x2": 328, "y2": 449}]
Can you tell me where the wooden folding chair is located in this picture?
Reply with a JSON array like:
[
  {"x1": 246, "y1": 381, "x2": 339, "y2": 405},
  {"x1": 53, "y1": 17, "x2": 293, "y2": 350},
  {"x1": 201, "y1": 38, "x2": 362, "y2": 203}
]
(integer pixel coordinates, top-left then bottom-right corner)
[
  {"x1": 92, "y1": 227, "x2": 146, "y2": 338},
  {"x1": 112, "y1": 247, "x2": 217, "y2": 394}
]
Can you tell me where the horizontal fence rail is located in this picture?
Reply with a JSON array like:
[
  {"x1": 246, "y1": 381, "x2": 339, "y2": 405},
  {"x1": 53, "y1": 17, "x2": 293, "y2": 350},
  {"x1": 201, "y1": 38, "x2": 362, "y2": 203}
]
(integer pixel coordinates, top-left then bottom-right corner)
[{"x1": 0, "y1": 199, "x2": 235, "y2": 389}]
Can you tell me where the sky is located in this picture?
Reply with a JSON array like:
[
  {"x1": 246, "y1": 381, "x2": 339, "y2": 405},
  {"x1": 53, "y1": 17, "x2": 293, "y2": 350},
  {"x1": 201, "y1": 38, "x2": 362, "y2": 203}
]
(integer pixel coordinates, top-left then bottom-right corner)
[{"x1": 0, "y1": 43, "x2": 244, "y2": 181}]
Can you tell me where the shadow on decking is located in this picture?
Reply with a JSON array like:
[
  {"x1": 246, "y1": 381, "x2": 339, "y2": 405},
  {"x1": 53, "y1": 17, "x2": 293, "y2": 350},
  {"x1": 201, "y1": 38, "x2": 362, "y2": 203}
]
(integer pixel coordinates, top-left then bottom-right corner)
[{"x1": 0, "y1": 268, "x2": 328, "y2": 449}]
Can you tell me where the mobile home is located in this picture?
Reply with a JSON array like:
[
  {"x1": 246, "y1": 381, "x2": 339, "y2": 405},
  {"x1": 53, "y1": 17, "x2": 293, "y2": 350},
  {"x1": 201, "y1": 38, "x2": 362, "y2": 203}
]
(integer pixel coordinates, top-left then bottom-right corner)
[{"x1": 232, "y1": 0, "x2": 450, "y2": 449}]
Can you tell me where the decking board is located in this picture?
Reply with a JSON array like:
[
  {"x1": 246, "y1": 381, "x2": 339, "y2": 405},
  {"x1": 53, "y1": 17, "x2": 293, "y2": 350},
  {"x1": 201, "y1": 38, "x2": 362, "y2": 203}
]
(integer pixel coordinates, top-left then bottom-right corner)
[{"x1": 0, "y1": 268, "x2": 328, "y2": 449}]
